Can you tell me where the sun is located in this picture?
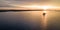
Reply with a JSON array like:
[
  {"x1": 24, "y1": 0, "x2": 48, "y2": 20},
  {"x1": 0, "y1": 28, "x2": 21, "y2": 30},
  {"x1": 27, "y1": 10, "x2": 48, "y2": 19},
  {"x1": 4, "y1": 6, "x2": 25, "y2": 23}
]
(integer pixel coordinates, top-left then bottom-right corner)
[{"x1": 42, "y1": 6, "x2": 49, "y2": 10}]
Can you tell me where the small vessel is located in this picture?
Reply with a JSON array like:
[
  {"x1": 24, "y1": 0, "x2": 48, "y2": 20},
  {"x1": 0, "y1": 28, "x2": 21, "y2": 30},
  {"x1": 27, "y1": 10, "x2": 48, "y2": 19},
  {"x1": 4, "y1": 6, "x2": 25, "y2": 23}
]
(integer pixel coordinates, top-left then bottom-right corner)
[{"x1": 43, "y1": 13, "x2": 46, "y2": 16}]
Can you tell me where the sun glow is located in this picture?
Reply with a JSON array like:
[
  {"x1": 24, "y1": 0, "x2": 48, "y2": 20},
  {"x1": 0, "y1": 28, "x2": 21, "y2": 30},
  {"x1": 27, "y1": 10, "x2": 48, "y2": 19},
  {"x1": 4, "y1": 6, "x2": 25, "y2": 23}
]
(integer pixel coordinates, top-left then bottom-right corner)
[
  {"x1": 21, "y1": 5, "x2": 55, "y2": 10},
  {"x1": 10, "y1": 4, "x2": 60, "y2": 10},
  {"x1": 42, "y1": 6, "x2": 50, "y2": 10}
]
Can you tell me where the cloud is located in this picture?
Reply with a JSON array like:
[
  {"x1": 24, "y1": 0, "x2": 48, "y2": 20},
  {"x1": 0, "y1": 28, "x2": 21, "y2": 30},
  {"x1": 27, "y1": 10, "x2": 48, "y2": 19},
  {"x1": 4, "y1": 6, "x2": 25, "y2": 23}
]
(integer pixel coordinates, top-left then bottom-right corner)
[{"x1": 0, "y1": 0, "x2": 13, "y2": 7}]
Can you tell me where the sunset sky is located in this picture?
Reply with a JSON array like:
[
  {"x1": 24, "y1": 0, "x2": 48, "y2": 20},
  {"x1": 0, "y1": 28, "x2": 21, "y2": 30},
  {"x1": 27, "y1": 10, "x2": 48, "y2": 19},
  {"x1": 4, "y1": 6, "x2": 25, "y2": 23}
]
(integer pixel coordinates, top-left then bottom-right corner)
[{"x1": 0, "y1": 0, "x2": 60, "y2": 9}]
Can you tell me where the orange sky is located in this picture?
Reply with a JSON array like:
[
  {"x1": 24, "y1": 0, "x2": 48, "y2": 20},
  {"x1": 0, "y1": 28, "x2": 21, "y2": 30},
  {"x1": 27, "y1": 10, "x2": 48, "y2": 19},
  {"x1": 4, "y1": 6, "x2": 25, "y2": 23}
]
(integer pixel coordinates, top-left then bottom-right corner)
[{"x1": 0, "y1": 0, "x2": 60, "y2": 10}]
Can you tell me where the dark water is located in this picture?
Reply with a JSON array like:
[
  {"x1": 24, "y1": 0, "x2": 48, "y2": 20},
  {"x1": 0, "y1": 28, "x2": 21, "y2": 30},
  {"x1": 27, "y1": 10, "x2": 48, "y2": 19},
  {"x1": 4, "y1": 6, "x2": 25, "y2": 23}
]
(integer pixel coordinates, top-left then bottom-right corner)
[{"x1": 0, "y1": 11, "x2": 60, "y2": 30}]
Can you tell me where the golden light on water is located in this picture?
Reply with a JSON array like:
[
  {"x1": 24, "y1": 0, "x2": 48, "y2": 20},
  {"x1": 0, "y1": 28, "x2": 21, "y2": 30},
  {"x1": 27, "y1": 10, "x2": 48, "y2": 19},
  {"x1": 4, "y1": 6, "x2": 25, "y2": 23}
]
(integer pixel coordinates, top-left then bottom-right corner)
[{"x1": 41, "y1": 11, "x2": 48, "y2": 30}]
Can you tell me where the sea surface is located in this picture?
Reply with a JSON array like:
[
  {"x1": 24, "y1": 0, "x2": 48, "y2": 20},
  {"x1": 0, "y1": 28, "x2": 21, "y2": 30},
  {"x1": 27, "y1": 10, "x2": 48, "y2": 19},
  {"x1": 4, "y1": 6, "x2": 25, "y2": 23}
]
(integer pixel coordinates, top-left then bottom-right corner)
[{"x1": 0, "y1": 11, "x2": 60, "y2": 30}]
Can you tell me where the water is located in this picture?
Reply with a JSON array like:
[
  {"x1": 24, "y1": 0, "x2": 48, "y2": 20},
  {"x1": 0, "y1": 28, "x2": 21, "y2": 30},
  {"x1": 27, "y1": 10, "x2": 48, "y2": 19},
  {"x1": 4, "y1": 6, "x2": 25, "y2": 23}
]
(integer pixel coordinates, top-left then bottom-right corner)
[{"x1": 0, "y1": 11, "x2": 60, "y2": 30}]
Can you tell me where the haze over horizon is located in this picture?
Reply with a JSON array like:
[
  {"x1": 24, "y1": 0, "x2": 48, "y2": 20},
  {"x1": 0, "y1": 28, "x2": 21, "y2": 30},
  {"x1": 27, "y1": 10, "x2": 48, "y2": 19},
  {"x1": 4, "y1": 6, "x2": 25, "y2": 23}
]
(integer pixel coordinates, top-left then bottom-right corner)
[{"x1": 0, "y1": 0, "x2": 60, "y2": 10}]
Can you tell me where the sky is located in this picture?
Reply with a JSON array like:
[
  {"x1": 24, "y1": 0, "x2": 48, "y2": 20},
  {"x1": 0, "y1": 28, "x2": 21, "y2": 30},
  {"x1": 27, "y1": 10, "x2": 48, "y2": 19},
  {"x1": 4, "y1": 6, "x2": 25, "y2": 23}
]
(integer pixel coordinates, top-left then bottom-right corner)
[{"x1": 0, "y1": 0, "x2": 60, "y2": 8}]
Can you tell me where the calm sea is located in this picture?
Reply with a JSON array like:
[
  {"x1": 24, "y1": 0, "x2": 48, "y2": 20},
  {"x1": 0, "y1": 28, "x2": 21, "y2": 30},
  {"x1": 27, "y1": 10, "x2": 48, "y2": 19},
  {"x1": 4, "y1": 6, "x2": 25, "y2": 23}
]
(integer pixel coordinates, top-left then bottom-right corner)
[{"x1": 0, "y1": 11, "x2": 60, "y2": 30}]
